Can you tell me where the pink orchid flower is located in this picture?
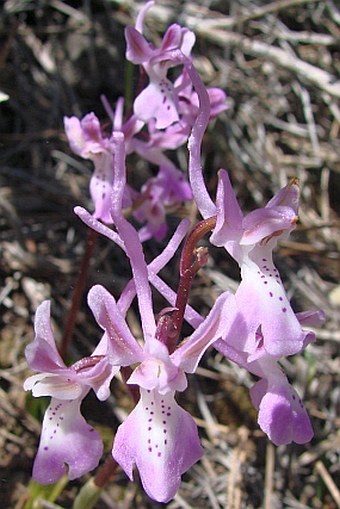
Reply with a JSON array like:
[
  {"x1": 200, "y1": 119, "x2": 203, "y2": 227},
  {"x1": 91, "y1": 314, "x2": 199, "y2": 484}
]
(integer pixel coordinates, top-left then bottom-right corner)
[
  {"x1": 64, "y1": 113, "x2": 116, "y2": 224},
  {"x1": 24, "y1": 301, "x2": 116, "y2": 484},
  {"x1": 125, "y1": 1, "x2": 195, "y2": 129},
  {"x1": 186, "y1": 60, "x2": 320, "y2": 358},
  {"x1": 214, "y1": 310, "x2": 324, "y2": 445},
  {"x1": 87, "y1": 131, "x2": 230, "y2": 502},
  {"x1": 133, "y1": 164, "x2": 192, "y2": 241}
]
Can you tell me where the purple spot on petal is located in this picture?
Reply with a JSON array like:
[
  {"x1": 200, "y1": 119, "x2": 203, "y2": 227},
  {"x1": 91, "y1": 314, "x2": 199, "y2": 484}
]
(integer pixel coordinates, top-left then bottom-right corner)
[
  {"x1": 282, "y1": 308, "x2": 287, "y2": 313},
  {"x1": 158, "y1": 452, "x2": 161, "y2": 457},
  {"x1": 44, "y1": 447, "x2": 48, "y2": 451},
  {"x1": 148, "y1": 447, "x2": 152, "y2": 452},
  {"x1": 269, "y1": 292, "x2": 273, "y2": 297},
  {"x1": 279, "y1": 297, "x2": 283, "y2": 301}
]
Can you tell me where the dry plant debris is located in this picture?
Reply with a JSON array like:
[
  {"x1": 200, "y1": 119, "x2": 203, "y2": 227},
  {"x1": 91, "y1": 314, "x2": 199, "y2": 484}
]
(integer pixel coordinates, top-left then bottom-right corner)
[{"x1": 0, "y1": 0, "x2": 339, "y2": 508}]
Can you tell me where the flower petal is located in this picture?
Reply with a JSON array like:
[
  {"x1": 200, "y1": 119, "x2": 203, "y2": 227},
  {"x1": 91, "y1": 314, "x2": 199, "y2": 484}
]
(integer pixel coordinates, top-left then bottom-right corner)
[
  {"x1": 89, "y1": 152, "x2": 114, "y2": 224},
  {"x1": 125, "y1": 26, "x2": 154, "y2": 64},
  {"x1": 171, "y1": 291, "x2": 232, "y2": 373},
  {"x1": 32, "y1": 397, "x2": 103, "y2": 484},
  {"x1": 266, "y1": 178, "x2": 299, "y2": 213},
  {"x1": 250, "y1": 379, "x2": 314, "y2": 445},
  {"x1": 134, "y1": 79, "x2": 179, "y2": 129},
  {"x1": 88, "y1": 285, "x2": 143, "y2": 365},
  {"x1": 24, "y1": 373, "x2": 82, "y2": 400},
  {"x1": 112, "y1": 389, "x2": 202, "y2": 503},
  {"x1": 236, "y1": 248, "x2": 308, "y2": 357},
  {"x1": 210, "y1": 170, "x2": 243, "y2": 259},
  {"x1": 241, "y1": 206, "x2": 297, "y2": 246},
  {"x1": 25, "y1": 301, "x2": 65, "y2": 372}
]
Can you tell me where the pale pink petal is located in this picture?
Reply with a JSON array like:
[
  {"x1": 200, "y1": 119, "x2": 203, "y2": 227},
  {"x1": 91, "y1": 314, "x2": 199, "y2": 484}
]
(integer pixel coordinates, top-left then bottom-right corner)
[
  {"x1": 179, "y1": 28, "x2": 196, "y2": 57},
  {"x1": 250, "y1": 380, "x2": 314, "y2": 445},
  {"x1": 128, "y1": 339, "x2": 187, "y2": 394},
  {"x1": 210, "y1": 170, "x2": 243, "y2": 256},
  {"x1": 160, "y1": 24, "x2": 183, "y2": 52},
  {"x1": 32, "y1": 397, "x2": 103, "y2": 484},
  {"x1": 134, "y1": 78, "x2": 179, "y2": 129},
  {"x1": 87, "y1": 285, "x2": 143, "y2": 365},
  {"x1": 236, "y1": 249, "x2": 308, "y2": 357},
  {"x1": 171, "y1": 292, "x2": 232, "y2": 373},
  {"x1": 125, "y1": 26, "x2": 153, "y2": 64},
  {"x1": 135, "y1": 0, "x2": 155, "y2": 33},
  {"x1": 24, "y1": 373, "x2": 82, "y2": 400},
  {"x1": 112, "y1": 389, "x2": 202, "y2": 503},
  {"x1": 241, "y1": 206, "x2": 297, "y2": 246},
  {"x1": 266, "y1": 179, "x2": 300, "y2": 213},
  {"x1": 89, "y1": 152, "x2": 114, "y2": 223},
  {"x1": 26, "y1": 301, "x2": 65, "y2": 372}
]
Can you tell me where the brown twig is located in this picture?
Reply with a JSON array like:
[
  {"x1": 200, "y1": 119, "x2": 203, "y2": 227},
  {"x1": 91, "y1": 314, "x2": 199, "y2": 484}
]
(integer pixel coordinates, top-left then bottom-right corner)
[{"x1": 59, "y1": 227, "x2": 98, "y2": 359}]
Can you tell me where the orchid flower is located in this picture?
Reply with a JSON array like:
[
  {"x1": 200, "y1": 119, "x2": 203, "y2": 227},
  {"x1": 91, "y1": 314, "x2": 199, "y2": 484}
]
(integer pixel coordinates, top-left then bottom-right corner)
[
  {"x1": 24, "y1": 301, "x2": 116, "y2": 484},
  {"x1": 64, "y1": 113, "x2": 116, "y2": 224},
  {"x1": 64, "y1": 107, "x2": 139, "y2": 224},
  {"x1": 133, "y1": 164, "x2": 192, "y2": 241},
  {"x1": 143, "y1": 70, "x2": 228, "y2": 152},
  {"x1": 249, "y1": 358, "x2": 314, "y2": 446},
  {"x1": 214, "y1": 309, "x2": 325, "y2": 445},
  {"x1": 185, "y1": 59, "x2": 320, "y2": 359},
  {"x1": 85, "y1": 131, "x2": 229, "y2": 502},
  {"x1": 210, "y1": 172, "x2": 311, "y2": 358},
  {"x1": 125, "y1": 1, "x2": 195, "y2": 129},
  {"x1": 89, "y1": 283, "x2": 229, "y2": 502}
]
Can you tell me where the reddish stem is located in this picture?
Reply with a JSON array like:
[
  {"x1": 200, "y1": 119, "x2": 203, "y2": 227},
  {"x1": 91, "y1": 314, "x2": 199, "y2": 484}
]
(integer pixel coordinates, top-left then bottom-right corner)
[
  {"x1": 94, "y1": 455, "x2": 119, "y2": 488},
  {"x1": 59, "y1": 227, "x2": 98, "y2": 360},
  {"x1": 167, "y1": 216, "x2": 217, "y2": 353}
]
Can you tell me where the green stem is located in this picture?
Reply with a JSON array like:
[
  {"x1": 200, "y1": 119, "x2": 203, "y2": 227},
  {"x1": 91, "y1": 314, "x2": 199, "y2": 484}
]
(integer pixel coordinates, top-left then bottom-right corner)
[{"x1": 72, "y1": 478, "x2": 102, "y2": 509}]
